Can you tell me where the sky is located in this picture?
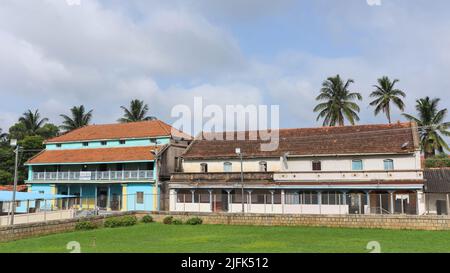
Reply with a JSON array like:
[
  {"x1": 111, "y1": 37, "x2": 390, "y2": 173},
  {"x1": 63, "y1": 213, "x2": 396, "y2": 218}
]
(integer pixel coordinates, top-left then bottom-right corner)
[{"x1": 0, "y1": 0, "x2": 449, "y2": 135}]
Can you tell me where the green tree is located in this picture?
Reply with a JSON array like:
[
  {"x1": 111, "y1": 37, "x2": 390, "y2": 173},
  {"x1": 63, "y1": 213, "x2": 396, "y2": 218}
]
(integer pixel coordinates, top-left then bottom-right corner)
[
  {"x1": 118, "y1": 99, "x2": 157, "y2": 123},
  {"x1": 60, "y1": 105, "x2": 93, "y2": 131},
  {"x1": 314, "y1": 75, "x2": 362, "y2": 126},
  {"x1": 19, "y1": 109, "x2": 48, "y2": 135},
  {"x1": 8, "y1": 122, "x2": 28, "y2": 141},
  {"x1": 403, "y1": 97, "x2": 450, "y2": 158},
  {"x1": 36, "y1": 123, "x2": 59, "y2": 139},
  {"x1": 369, "y1": 76, "x2": 406, "y2": 124}
]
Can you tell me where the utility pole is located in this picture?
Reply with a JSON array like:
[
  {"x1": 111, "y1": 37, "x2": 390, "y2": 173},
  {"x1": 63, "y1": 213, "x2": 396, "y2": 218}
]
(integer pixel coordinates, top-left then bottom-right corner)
[{"x1": 10, "y1": 139, "x2": 19, "y2": 226}]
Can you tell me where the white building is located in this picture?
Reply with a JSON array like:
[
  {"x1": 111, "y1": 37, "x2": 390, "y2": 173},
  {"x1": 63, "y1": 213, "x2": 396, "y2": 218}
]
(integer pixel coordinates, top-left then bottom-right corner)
[{"x1": 169, "y1": 122, "x2": 426, "y2": 215}]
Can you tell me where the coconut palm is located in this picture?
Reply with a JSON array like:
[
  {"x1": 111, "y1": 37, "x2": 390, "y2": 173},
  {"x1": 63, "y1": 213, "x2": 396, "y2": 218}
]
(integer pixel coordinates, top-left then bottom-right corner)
[
  {"x1": 118, "y1": 99, "x2": 157, "y2": 123},
  {"x1": 19, "y1": 109, "x2": 48, "y2": 135},
  {"x1": 369, "y1": 76, "x2": 406, "y2": 124},
  {"x1": 60, "y1": 105, "x2": 93, "y2": 131},
  {"x1": 403, "y1": 97, "x2": 450, "y2": 158},
  {"x1": 314, "y1": 75, "x2": 362, "y2": 126}
]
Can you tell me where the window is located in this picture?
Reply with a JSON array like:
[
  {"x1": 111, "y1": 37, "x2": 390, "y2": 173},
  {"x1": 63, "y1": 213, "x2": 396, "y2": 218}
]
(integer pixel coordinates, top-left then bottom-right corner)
[
  {"x1": 223, "y1": 162, "x2": 232, "y2": 172},
  {"x1": 384, "y1": 159, "x2": 394, "y2": 171},
  {"x1": 101, "y1": 141, "x2": 107, "y2": 146},
  {"x1": 136, "y1": 192, "x2": 144, "y2": 204},
  {"x1": 56, "y1": 144, "x2": 62, "y2": 148},
  {"x1": 312, "y1": 161, "x2": 322, "y2": 171},
  {"x1": 200, "y1": 163, "x2": 208, "y2": 173},
  {"x1": 259, "y1": 161, "x2": 268, "y2": 172},
  {"x1": 82, "y1": 142, "x2": 89, "y2": 147},
  {"x1": 352, "y1": 160, "x2": 363, "y2": 171},
  {"x1": 38, "y1": 191, "x2": 44, "y2": 194},
  {"x1": 119, "y1": 140, "x2": 126, "y2": 145}
]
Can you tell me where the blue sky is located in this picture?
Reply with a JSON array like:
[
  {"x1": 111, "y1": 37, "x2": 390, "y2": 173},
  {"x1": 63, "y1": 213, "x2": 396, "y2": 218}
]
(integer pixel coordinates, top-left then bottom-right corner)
[{"x1": 0, "y1": 0, "x2": 449, "y2": 134}]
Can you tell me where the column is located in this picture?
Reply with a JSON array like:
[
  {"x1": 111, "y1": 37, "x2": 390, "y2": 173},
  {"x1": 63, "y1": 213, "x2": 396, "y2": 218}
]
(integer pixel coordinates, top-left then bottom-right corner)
[
  {"x1": 94, "y1": 186, "x2": 98, "y2": 210},
  {"x1": 365, "y1": 191, "x2": 371, "y2": 214},
  {"x1": 317, "y1": 191, "x2": 322, "y2": 214},
  {"x1": 209, "y1": 190, "x2": 213, "y2": 212},
  {"x1": 389, "y1": 191, "x2": 394, "y2": 214},
  {"x1": 79, "y1": 185, "x2": 83, "y2": 209},
  {"x1": 281, "y1": 190, "x2": 285, "y2": 214},
  {"x1": 416, "y1": 191, "x2": 420, "y2": 215},
  {"x1": 270, "y1": 190, "x2": 275, "y2": 212},
  {"x1": 247, "y1": 190, "x2": 253, "y2": 213},
  {"x1": 107, "y1": 185, "x2": 111, "y2": 210},
  {"x1": 226, "y1": 190, "x2": 232, "y2": 212},
  {"x1": 190, "y1": 190, "x2": 195, "y2": 203},
  {"x1": 342, "y1": 191, "x2": 347, "y2": 205},
  {"x1": 447, "y1": 193, "x2": 450, "y2": 216},
  {"x1": 170, "y1": 189, "x2": 177, "y2": 211}
]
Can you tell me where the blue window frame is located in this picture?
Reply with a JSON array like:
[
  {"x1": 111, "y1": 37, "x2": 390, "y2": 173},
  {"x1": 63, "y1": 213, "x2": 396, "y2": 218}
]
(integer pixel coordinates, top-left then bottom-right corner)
[
  {"x1": 384, "y1": 159, "x2": 394, "y2": 170},
  {"x1": 352, "y1": 160, "x2": 363, "y2": 171},
  {"x1": 224, "y1": 162, "x2": 232, "y2": 172}
]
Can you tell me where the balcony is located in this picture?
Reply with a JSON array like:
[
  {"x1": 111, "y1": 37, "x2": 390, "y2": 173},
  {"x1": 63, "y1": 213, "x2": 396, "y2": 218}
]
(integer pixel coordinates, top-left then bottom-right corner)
[
  {"x1": 31, "y1": 170, "x2": 154, "y2": 182},
  {"x1": 274, "y1": 170, "x2": 424, "y2": 182},
  {"x1": 171, "y1": 172, "x2": 274, "y2": 183}
]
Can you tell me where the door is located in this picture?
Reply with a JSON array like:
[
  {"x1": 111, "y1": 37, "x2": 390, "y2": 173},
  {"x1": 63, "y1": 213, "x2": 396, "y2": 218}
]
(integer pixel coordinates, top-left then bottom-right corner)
[
  {"x1": 97, "y1": 187, "x2": 108, "y2": 209},
  {"x1": 436, "y1": 200, "x2": 448, "y2": 215},
  {"x1": 348, "y1": 193, "x2": 363, "y2": 214},
  {"x1": 221, "y1": 191, "x2": 229, "y2": 212},
  {"x1": 111, "y1": 193, "x2": 120, "y2": 211}
]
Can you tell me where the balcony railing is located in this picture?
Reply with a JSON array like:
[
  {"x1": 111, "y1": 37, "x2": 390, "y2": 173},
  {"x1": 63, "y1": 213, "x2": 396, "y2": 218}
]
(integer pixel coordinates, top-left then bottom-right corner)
[
  {"x1": 171, "y1": 172, "x2": 274, "y2": 183},
  {"x1": 32, "y1": 170, "x2": 154, "y2": 181}
]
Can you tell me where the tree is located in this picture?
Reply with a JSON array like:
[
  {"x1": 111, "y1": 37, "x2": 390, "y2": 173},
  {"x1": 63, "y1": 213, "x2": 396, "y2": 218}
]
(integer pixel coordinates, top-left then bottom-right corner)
[
  {"x1": 314, "y1": 75, "x2": 362, "y2": 126},
  {"x1": 0, "y1": 128, "x2": 8, "y2": 144},
  {"x1": 19, "y1": 109, "x2": 48, "y2": 135},
  {"x1": 118, "y1": 99, "x2": 157, "y2": 123},
  {"x1": 403, "y1": 97, "x2": 450, "y2": 158},
  {"x1": 369, "y1": 76, "x2": 406, "y2": 124},
  {"x1": 37, "y1": 124, "x2": 60, "y2": 139},
  {"x1": 8, "y1": 122, "x2": 29, "y2": 141},
  {"x1": 60, "y1": 105, "x2": 93, "y2": 131}
]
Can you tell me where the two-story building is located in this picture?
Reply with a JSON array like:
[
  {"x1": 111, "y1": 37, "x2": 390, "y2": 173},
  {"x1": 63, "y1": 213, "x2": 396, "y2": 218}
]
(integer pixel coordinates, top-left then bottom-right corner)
[
  {"x1": 169, "y1": 122, "x2": 426, "y2": 215},
  {"x1": 25, "y1": 120, "x2": 190, "y2": 211}
]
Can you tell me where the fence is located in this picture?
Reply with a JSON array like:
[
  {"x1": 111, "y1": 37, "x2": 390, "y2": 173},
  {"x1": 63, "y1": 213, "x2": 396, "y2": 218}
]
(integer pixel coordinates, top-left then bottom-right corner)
[{"x1": 0, "y1": 197, "x2": 79, "y2": 226}]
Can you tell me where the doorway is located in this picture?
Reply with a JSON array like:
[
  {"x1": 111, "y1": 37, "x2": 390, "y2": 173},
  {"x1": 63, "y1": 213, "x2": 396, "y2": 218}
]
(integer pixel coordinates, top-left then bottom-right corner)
[{"x1": 97, "y1": 187, "x2": 108, "y2": 209}]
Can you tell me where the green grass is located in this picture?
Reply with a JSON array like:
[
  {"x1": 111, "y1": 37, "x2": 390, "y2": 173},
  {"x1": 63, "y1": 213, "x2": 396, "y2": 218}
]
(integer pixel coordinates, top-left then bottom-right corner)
[{"x1": 1, "y1": 223, "x2": 450, "y2": 253}]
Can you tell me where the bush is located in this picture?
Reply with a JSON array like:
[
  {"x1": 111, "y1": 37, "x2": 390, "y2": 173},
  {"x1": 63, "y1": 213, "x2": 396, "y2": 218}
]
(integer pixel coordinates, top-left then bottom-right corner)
[
  {"x1": 185, "y1": 217, "x2": 203, "y2": 225},
  {"x1": 104, "y1": 216, "x2": 138, "y2": 228},
  {"x1": 163, "y1": 216, "x2": 174, "y2": 225},
  {"x1": 75, "y1": 221, "x2": 98, "y2": 231},
  {"x1": 141, "y1": 215, "x2": 153, "y2": 223},
  {"x1": 172, "y1": 218, "x2": 183, "y2": 225}
]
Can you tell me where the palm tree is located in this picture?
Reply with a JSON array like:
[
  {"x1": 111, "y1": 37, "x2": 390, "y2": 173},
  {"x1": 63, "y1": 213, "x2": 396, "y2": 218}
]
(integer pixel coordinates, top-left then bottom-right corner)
[
  {"x1": 403, "y1": 97, "x2": 450, "y2": 158},
  {"x1": 60, "y1": 105, "x2": 93, "y2": 131},
  {"x1": 118, "y1": 99, "x2": 157, "y2": 123},
  {"x1": 369, "y1": 76, "x2": 406, "y2": 124},
  {"x1": 19, "y1": 109, "x2": 48, "y2": 135},
  {"x1": 314, "y1": 75, "x2": 362, "y2": 126}
]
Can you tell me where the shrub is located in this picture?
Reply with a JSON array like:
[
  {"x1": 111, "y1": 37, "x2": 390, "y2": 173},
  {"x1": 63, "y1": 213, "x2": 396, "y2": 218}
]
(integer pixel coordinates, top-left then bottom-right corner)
[
  {"x1": 163, "y1": 216, "x2": 174, "y2": 225},
  {"x1": 141, "y1": 215, "x2": 153, "y2": 223},
  {"x1": 172, "y1": 218, "x2": 183, "y2": 225},
  {"x1": 75, "y1": 221, "x2": 98, "y2": 231},
  {"x1": 104, "y1": 216, "x2": 138, "y2": 228},
  {"x1": 185, "y1": 217, "x2": 203, "y2": 225}
]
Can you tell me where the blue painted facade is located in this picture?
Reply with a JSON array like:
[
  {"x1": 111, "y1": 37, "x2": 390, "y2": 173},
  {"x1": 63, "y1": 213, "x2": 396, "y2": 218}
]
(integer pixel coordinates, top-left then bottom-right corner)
[{"x1": 26, "y1": 134, "x2": 167, "y2": 212}]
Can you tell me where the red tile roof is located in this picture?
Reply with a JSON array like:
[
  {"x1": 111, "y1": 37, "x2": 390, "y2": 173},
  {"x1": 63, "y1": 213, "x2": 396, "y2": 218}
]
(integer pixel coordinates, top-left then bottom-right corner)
[
  {"x1": 26, "y1": 146, "x2": 160, "y2": 165},
  {"x1": 183, "y1": 122, "x2": 419, "y2": 159},
  {"x1": 0, "y1": 185, "x2": 28, "y2": 192},
  {"x1": 46, "y1": 120, "x2": 191, "y2": 143}
]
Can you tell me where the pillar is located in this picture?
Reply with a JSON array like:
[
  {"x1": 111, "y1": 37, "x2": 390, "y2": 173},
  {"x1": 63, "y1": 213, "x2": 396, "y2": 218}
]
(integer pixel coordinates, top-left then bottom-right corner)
[
  {"x1": 389, "y1": 191, "x2": 394, "y2": 214},
  {"x1": 281, "y1": 190, "x2": 285, "y2": 214},
  {"x1": 79, "y1": 185, "x2": 83, "y2": 209},
  {"x1": 107, "y1": 185, "x2": 111, "y2": 210},
  {"x1": 226, "y1": 190, "x2": 232, "y2": 212},
  {"x1": 190, "y1": 190, "x2": 195, "y2": 203},
  {"x1": 447, "y1": 194, "x2": 450, "y2": 216},
  {"x1": 208, "y1": 190, "x2": 213, "y2": 212},
  {"x1": 121, "y1": 184, "x2": 127, "y2": 211},
  {"x1": 270, "y1": 190, "x2": 275, "y2": 212},
  {"x1": 365, "y1": 191, "x2": 371, "y2": 214},
  {"x1": 342, "y1": 191, "x2": 347, "y2": 205}
]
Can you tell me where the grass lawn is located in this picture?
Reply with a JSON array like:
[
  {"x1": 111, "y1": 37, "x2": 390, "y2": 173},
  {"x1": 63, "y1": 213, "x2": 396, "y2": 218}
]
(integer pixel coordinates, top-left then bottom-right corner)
[{"x1": 1, "y1": 223, "x2": 450, "y2": 253}]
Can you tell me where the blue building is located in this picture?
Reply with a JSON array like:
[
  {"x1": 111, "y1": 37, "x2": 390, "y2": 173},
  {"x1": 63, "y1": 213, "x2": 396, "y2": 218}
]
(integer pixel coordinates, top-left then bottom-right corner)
[{"x1": 25, "y1": 120, "x2": 190, "y2": 212}]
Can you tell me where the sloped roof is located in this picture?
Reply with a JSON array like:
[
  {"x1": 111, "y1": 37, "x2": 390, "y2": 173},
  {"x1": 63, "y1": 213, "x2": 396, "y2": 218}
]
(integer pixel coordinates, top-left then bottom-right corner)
[
  {"x1": 424, "y1": 169, "x2": 450, "y2": 193},
  {"x1": 183, "y1": 122, "x2": 419, "y2": 159},
  {"x1": 46, "y1": 120, "x2": 191, "y2": 143},
  {"x1": 26, "y1": 146, "x2": 160, "y2": 165}
]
